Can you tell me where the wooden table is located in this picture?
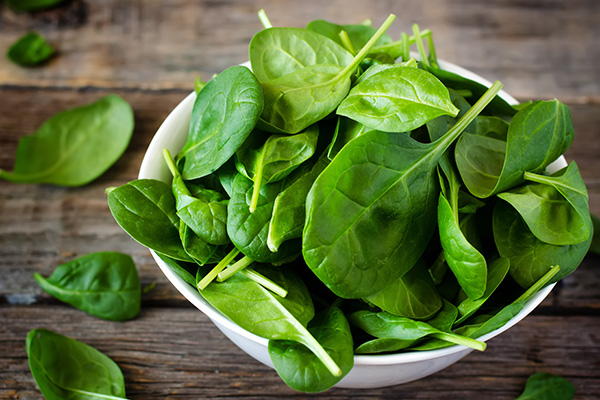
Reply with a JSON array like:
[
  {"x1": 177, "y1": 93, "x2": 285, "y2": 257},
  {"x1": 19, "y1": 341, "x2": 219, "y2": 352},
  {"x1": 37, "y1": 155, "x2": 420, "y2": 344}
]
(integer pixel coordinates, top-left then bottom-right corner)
[{"x1": 1, "y1": 1, "x2": 599, "y2": 398}]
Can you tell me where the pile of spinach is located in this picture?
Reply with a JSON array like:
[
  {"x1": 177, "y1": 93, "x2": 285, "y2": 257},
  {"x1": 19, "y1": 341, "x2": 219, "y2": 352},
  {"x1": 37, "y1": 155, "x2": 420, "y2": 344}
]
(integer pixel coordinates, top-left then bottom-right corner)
[{"x1": 107, "y1": 12, "x2": 592, "y2": 393}]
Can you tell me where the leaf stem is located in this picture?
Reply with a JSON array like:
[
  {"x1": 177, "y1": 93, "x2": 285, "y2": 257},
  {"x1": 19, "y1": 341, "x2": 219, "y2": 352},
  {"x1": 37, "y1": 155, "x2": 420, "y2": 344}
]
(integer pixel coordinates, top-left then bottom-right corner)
[
  {"x1": 257, "y1": 9, "x2": 272, "y2": 29},
  {"x1": 300, "y1": 328, "x2": 343, "y2": 377},
  {"x1": 412, "y1": 23, "x2": 429, "y2": 67},
  {"x1": 400, "y1": 32, "x2": 409, "y2": 62},
  {"x1": 338, "y1": 14, "x2": 396, "y2": 78},
  {"x1": 426, "y1": 32, "x2": 439, "y2": 67},
  {"x1": 241, "y1": 268, "x2": 288, "y2": 297},
  {"x1": 338, "y1": 30, "x2": 356, "y2": 56},
  {"x1": 217, "y1": 256, "x2": 254, "y2": 282},
  {"x1": 369, "y1": 29, "x2": 431, "y2": 58},
  {"x1": 162, "y1": 148, "x2": 181, "y2": 178},
  {"x1": 431, "y1": 331, "x2": 486, "y2": 351},
  {"x1": 515, "y1": 265, "x2": 560, "y2": 303},
  {"x1": 197, "y1": 248, "x2": 240, "y2": 290}
]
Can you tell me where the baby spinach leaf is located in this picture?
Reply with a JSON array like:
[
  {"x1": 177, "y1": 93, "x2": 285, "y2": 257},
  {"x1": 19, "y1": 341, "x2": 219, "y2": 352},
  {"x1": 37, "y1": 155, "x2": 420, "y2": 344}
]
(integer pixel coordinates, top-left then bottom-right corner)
[
  {"x1": 7, "y1": 32, "x2": 55, "y2": 67},
  {"x1": 26, "y1": 328, "x2": 128, "y2": 400},
  {"x1": 6, "y1": 0, "x2": 66, "y2": 11},
  {"x1": 258, "y1": 15, "x2": 396, "y2": 134},
  {"x1": 326, "y1": 117, "x2": 373, "y2": 160},
  {"x1": 303, "y1": 82, "x2": 503, "y2": 298},
  {"x1": 179, "y1": 222, "x2": 221, "y2": 265},
  {"x1": 0, "y1": 95, "x2": 134, "y2": 186},
  {"x1": 355, "y1": 337, "x2": 416, "y2": 354},
  {"x1": 227, "y1": 173, "x2": 301, "y2": 263},
  {"x1": 198, "y1": 265, "x2": 342, "y2": 377},
  {"x1": 455, "y1": 100, "x2": 574, "y2": 198},
  {"x1": 107, "y1": 179, "x2": 192, "y2": 262},
  {"x1": 453, "y1": 257, "x2": 510, "y2": 326},
  {"x1": 305, "y1": 19, "x2": 392, "y2": 51},
  {"x1": 250, "y1": 27, "x2": 354, "y2": 82},
  {"x1": 364, "y1": 259, "x2": 442, "y2": 320},
  {"x1": 454, "y1": 301, "x2": 525, "y2": 338},
  {"x1": 236, "y1": 124, "x2": 319, "y2": 212},
  {"x1": 34, "y1": 252, "x2": 141, "y2": 321},
  {"x1": 337, "y1": 66, "x2": 459, "y2": 133},
  {"x1": 349, "y1": 310, "x2": 485, "y2": 351},
  {"x1": 177, "y1": 66, "x2": 264, "y2": 180},
  {"x1": 498, "y1": 162, "x2": 591, "y2": 245},
  {"x1": 516, "y1": 372, "x2": 575, "y2": 400},
  {"x1": 493, "y1": 201, "x2": 591, "y2": 288},
  {"x1": 269, "y1": 306, "x2": 354, "y2": 393},
  {"x1": 268, "y1": 155, "x2": 329, "y2": 252}
]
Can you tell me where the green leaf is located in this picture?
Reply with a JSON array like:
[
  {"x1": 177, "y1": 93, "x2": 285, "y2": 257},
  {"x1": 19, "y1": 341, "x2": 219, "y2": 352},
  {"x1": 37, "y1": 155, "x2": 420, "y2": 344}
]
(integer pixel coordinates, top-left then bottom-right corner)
[
  {"x1": 34, "y1": 252, "x2": 140, "y2": 321},
  {"x1": 0, "y1": 95, "x2": 134, "y2": 186},
  {"x1": 337, "y1": 66, "x2": 459, "y2": 132},
  {"x1": 107, "y1": 179, "x2": 192, "y2": 262},
  {"x1": 327, "y1": 117, "x2": 373, "y2": 160},
  {"x1": 493, "y1": 201, "x2": 591, "y2": 288},
  {"x1": 515, "y1": 373, "x2": 575, "y2": 400},
  {"x1": 498, "y1": 162, "x2": 591, "y2": 245},
  {"x1": 177, "y1": 66, "x2": 264, "y2": 180},
  {"x1": 269, "y1": 307, "x2": 354, "y2": 392},
  {"x1": 454, "y1": 301, "x2": 525, "y2": 338},
  {"x1": 6, "y1": 0, "x2": 66, "y2": 11},
  {"x1": 26, "y1": 329, "x2": 128, "y2": 400},
  {"x1": 7, "y1": 32, "x2": 55, "y2": 66},
  {"x1": 455, "y1": 100, "x2": 574, "y2": 198},
  {"x1": 303, "y1": 82, "x2": 503, "y2": 298}
]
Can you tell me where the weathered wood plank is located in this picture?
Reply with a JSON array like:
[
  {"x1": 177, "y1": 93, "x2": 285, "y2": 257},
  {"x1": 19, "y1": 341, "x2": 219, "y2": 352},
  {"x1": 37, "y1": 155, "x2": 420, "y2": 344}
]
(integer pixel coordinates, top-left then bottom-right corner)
[
  {"x1": 1, "y1": 88, "x2": 599, "y2": 310},
  {"x1": 0, "y1": 0, "x2": 599, "y2": 100},
  {"x1": 1, "y1": 306, "x2": 599, "y2": 399}
]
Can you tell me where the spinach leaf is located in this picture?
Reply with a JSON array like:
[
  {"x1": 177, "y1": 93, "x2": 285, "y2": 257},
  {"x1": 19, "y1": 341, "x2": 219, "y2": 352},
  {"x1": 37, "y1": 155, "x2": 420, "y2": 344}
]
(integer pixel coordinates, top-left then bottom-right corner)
[
  {"x1": 0, "y1": 95, "x2": 134, "y2": 186},
  {"x1": 269, "y1": 306, "x2": 353, "y2": 392},
  {"x1": 337, "y1": 66, "x2": 459, "y2": 133},
  {"x1": 305, "y1": 19, "x2": 392, "y2": 51},
  {"x1": 493, "y1": 201, "x2": 591, "y2": 288},
  {"x1": 26, "y1": 329, "x2": 128, "y2": 400},
  {"x1": 107, "y1": 179, "x2": 192, "y2": 262},
  {"x1": 179, "y1": 222, "x2": 221, "y2": 265},
  {"x1": 303, "y1": 82, "x2": 503, "y2": 298},
  {"x1": 177, "y1": 66, "x2": 264, "y2": 180},
  {"x1": 249, "y1": 27, "x2": 354, "y2": 82},
  {"x1": 6, "y1": 0, "x2": 66, "y2": 11},
  {"x1": 453, "y1": 257, "x2": 510, "y2": 326},
  {"x1": 268, "y1": 155, "x2": 329, "y2": 252},
  {"x1": 516, "y1": 372, "x2": 575, "y2": 400},
  {"x1": 216, "y1": 158, "x2": 237, "y2": 197},
  {"x1": 498, "y1": 162, "x2": 591, "y2": 245},
  {"x1": 227, "y1": 173, "x2": 301, "y2": 263},
  {"x1": 455, "y1": 100, "x2": 574, "y2": 198},
  {"x1": 34, "y1": 252, "x2": 141, "y2": 321},
  {"x1": 236, "y1": 124, "x2": 319, "y2": 212},
  {"x1": 348, "y1": 310, "x2": 485, "y2": 351},
  {"x1": 355, "y1": 337, "x2": 416, "y2": 354},
  {"x1": 198, "y1": 264, "x2": 342, "y2": 377},
  {"x1": 7, "y1": 32, "x2": 55, "y2": 67},
  {"x1": 364, "y1": 259, "x2": 442, "y2": 320},
  {"x1": 454, "y1": 301, "x2": 525, "y2": 338},
  {"x1": 258, "y1": 15, "x2": 396, "y2": 134},
  {"x1": 327, "y1": 117, "x2": 373, "y2": 160}
]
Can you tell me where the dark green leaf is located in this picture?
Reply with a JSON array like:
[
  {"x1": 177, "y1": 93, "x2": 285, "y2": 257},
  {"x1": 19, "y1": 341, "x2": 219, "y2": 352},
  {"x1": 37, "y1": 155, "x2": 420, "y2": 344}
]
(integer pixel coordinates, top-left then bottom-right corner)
[
  {"x1": 7, "y1": 32, "x2": 55, "y2": 66},
  {"x1": 34, "y1": 252, "x2": 140, "y2": 321},
  {"x1": 515, "y1": 372, "x2": 575, "y2": 400}
]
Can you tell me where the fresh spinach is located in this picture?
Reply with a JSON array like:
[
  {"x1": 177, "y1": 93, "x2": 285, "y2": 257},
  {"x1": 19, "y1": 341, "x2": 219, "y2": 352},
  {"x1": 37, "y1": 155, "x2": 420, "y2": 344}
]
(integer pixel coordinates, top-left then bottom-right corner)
[
  {"x1": 0, "y1": 95, "x2": 134, "y2": 186},
  {"x1": 26, "y1": 329, "x2": 128, "y2": 400},
  {"x1": 177, "y1": 66, "x2": 264, "y2": 180},
  {"x1": 7, "y1": 32, "x2": 55, "y2": 67},
  {"x1": 515, "y1": 372, "x2": 575, "y2": 400},
  {"x1": 34, "y1": 252, "x2": 141, "y2": 321},
  {"x1": 269, "y1": 306, "x2": 354, "y2": 392}
]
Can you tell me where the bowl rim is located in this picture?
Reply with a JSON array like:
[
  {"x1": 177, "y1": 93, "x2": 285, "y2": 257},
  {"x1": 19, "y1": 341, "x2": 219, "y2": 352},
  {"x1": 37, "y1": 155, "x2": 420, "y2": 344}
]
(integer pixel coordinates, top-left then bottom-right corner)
[{"x1": 139, "y1": 57, "x2": 561, "y2": 366}]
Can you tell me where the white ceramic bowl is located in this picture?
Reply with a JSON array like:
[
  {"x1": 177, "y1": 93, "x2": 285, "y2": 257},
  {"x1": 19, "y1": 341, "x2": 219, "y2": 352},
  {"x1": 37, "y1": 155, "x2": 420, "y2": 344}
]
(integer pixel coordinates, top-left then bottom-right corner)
[{"x1": 139, "y1": 60, "x2": 565, "y2": 389}]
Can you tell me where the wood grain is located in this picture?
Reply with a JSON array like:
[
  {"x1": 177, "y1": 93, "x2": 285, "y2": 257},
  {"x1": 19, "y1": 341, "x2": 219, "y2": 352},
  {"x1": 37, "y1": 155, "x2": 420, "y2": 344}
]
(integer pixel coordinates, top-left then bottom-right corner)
[
  {"x1": 1, "y1": 306, "x2": 599, "y2": 399},
  {"x1": 0, "y1": 0, "x2": 599, "y2": 100}
]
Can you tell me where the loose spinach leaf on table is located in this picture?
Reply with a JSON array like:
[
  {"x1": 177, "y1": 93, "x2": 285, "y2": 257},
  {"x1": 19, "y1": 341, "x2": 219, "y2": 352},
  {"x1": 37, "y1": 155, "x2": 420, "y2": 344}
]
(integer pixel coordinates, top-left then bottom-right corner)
[
  {"x1": 493, "y1": 201, "x2": 591, "y2": 288},
  {"x1": 337, "y1": 66, "x2": 459, "y2": 133},
  {"x1": 269, "y1": 306, "x2": 354, "y2": 393},
  {"x1": 26, "y1": 329, "x2": 128, "y2": 400},
  {"x1": 303, "y1": 82, "x2": 502, "y2": 298},
  {"x1": 515, "y1": 372, "x2": 575, "y2": 400},
  {"x1": 498, "y1": 162, "x2": 591, "y2": 246},
  {"x1": 177, "y1": 66, "x2": 264, "y2": 180},
  {"x1": 198, "y1": 264, "x2": 342, "y2": 377},
  {"x1": 6, "y1": 0, "x2": 66, "y2": 11},
  {"x1": 34, "y1": 252, "x2": 141, "y2": 321},
  {"x1": 0, "y1": 95, "x2": 134, "y2": 186},
  {"x1": 7, "y1": 32, "x2": 55, "y2": 67},
  {"x1": 107, "y1": 179, "x2": 192, "y2": 262},
  {"x1": 455, "y1": 100, "x2": 574, "y2": 198}
]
